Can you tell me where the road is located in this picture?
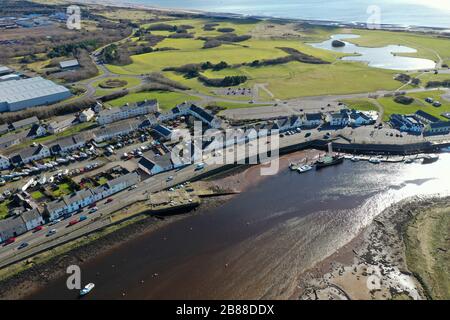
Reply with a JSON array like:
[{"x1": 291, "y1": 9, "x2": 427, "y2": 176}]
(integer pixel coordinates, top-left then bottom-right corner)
[{"x1": 0, "y1": 127, "x2": 336, "y2": 267}]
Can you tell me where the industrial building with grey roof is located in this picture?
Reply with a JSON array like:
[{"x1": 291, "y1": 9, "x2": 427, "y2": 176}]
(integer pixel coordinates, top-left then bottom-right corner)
[{"x1": 0, "y1": 77, "x2": 72, "y2": 112}]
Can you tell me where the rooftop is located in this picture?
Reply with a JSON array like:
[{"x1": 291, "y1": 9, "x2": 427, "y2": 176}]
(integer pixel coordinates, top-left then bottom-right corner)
[
  {"x1": 0, "y1": 77, "x2": 70, "y2": 105},
  {"x1": 59, "y1": 59, "x2": 79, "y2": 69}
]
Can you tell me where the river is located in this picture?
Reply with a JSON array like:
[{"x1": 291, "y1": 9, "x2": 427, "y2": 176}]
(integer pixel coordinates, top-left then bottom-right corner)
[{"x1": 29, "y1": 152, "x2": 450, "y2": 299}]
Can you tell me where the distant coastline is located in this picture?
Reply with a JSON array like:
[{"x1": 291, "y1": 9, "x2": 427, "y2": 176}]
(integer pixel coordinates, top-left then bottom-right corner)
[{"x1": 71, "y1": 0, "x2": 450, "y2": 34}]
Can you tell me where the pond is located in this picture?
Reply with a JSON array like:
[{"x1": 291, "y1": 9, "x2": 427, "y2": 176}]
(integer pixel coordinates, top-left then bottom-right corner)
[{"x1": 309, "y1": 34, "x2": 436, "y2": 71}]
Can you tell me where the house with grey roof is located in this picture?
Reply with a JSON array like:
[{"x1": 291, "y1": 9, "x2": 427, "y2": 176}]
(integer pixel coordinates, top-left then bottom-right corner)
[
  {"x1": 303, "y1": 113, "x2": 323, "y2": 127},
  {"x1": 27, "y1": 123, "x2": 47, "y2": 138},
  {"x1": 47, "y1": 134, "x2": 86, "y2": 155},
  {"x1": 93, "y1": 120, "x2": 140, "y2": 143},
  {"x1": 0, "y1": 123, "x2": 9, "y2": 135},
  {"x1": 11, "y1": 116, "x2": 39, "y2": 130},
  {"x1": 138, "y1": 151, "x2": 174, "y2": 176},
  {"x1": 21, "y1": 208, "x2": 44, "y2": 231},
  {"x1": 0, "y1": 216, "x2": 27, "y2": 242},
  {"x1": 9, "y1": 143, "x2": 50, "y2": 166},
  {"x1": 59, "y1": 59, "x2": 79, "y2": 70},
  {"x1": 0, "y1": 130, "x2": 27, "y2": 149},
  {"x1": 47, "y1": 116, "x2": 77, "y2": 134}
]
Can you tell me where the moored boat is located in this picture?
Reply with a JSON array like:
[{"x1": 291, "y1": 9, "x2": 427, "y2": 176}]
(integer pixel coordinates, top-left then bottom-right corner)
[
  {"x1": 369, "y1": 158, "x2": 381, "y2": 164},
  {"x1": 298, "y1": 164, "x2": 313, "y2": 173},
  {"x1": 315, "y1": 155, "x2": 344, "y2": 169}
]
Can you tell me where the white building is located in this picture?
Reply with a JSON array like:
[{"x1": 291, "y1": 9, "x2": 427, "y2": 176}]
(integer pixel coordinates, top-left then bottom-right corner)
[
  {"x1": 97, "y1": 100, "x2": 158, "y2": 125},
  {"x1": 21, "y1": 208, "x2": 44, "y2": 231},
  {"x1": 0, "y1": 77, "x2": 71, "y2": 112},
  {"x1": 79, "y1": 109, "x2": 95, "y2": 122},
  {"x1": 9, "y1": 144, "x2": 50, "y2": 166},
  {"x1": 46, "y1": 172, "x2": 140, "y2": 221}
]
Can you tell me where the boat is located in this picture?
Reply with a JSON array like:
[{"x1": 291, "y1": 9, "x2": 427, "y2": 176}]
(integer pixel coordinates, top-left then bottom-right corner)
[
  {"x1": 350, "y1": 156, "x2": 360, "y2": 162},
  {"x1": 404, "y1": 158, "x2": 414, "y2": 164},
  {"x1": 368, "y1": 158, "x2": 381, "y2": 164},
  {"x1": 289, "y1": 162, "x2": 300, "y2": 171},
  {"x1": 298, "y1": 164, "x2": 313, "y2": 173},
  {"x1": 315, "y1": 155, "x2": 344, "y2": 170},
  {"x1": 422, "y1": 154, "x2": 439, "y2": 164},
  {"x1": 79, "y1": 283, "x2": 95, "y2": 297}
]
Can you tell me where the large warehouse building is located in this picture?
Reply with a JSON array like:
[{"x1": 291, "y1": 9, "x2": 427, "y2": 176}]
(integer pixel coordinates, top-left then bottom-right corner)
[{"x1": 0, "y1": 77, "x2": 72, "y2": 112}]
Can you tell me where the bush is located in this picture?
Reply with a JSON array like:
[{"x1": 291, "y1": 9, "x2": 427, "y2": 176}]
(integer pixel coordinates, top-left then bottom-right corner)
[
  {"x1": 217, "y1": 27, "x2": 235, "y2": 33},
  {"x1": 99, "y1": 90, "x2": 129, "y2": 102},
  {"x1": 198, "y1": 75, "x2": 248, "y2": 87},
  {"x1": 147, "y1": 23, "x2": 176, "y2": 32},
  {"x1": 393, "y1": 95, "x2": 414, "y2": 105}
]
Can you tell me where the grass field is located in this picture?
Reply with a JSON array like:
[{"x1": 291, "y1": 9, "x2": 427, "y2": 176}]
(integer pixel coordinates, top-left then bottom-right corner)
[
  {"x1": 341, "y1": 98, "x2": 380, "y2": 112},
  {"x1": 107, "y1": 91, "x2": 200, "y2": 110},
  {"x1": 405, "y1": 204, "x2": 450, "y2": 299},
  {"x1": 377, "y1": 90, "x2": 450, "y2": 121},
  {"x1": 102, "y1": 17, "x2": 450, "y2": 106},
  {"x1": 92, "y1": 77, "x2": 142, "y2": 96},
  {"x1": 349, "y1": 29, "x2": 450, "y2": 66}
]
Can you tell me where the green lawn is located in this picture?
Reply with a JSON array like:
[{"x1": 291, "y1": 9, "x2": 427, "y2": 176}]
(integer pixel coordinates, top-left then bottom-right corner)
[
  {"x1": 52, "y1": 183, "x2": 74, "y2": 198},
  {"x1": 102, "y1": 18, "x2": 450, "y2": 102},
  {"x1": 92, "y1": 76, "x2": 142, "y2": 96},
  {"x1": 341, "y1": 99, "x2": 379, "y2": 112},
  {"x1": 0, "y1": 200, "x2": 12, "y2": 219},
  {"x1": 31, "y1": 191, "x2": 45, "y2": 200},
  {"x1": 377, "y1": 90, "x2": 450, "y2": 121},
  {"x1": 107, "y1": 91, "x2": 200, "y2": 111}
]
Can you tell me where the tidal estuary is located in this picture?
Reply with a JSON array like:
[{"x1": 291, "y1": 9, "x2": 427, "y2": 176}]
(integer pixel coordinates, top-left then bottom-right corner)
[{"x1": 29, "y1": 152, "x2": 450, "y2": 299}]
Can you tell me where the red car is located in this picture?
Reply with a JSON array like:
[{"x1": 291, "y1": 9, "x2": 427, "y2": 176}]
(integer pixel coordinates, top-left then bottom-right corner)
[
  {"x1": 105, "y1": 198, "x2": 113, "y2": 204},
  {"x1": 34, "y1": 225, "x2": 43, "y2": 232},
  {"x1": 68, "y1": 220, "x2": 79, "y2": 227},
  {"x1": 88, "y1": 203, "x2": 97, "y2": 209},
  {"x1": 3, "y1": 237, "x2": 16, "y2": 246}
]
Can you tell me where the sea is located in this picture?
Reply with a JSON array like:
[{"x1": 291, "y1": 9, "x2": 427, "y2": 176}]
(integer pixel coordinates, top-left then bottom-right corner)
[{"x1": 117, "y1": 0, "x2": 450, "y2": 29}]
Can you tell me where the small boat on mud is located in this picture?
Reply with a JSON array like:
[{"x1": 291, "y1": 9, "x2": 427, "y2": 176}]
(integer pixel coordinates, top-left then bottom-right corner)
[
  {"x1": 422, "y1": 154, "x2": 439, "y2": 164},
  {"x1": 80, "y1": 283, "x2": 95, "y2": 297}
]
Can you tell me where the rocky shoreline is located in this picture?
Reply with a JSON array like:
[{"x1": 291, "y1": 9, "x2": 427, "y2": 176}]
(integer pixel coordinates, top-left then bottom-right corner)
[{"x1": 296, "y1": 196, "x2": 450, "y2": 300}]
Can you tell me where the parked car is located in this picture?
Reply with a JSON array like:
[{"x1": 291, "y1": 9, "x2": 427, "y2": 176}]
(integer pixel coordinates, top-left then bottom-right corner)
[
  {"x1": 105, "y1": 198, "x2": 114, "y2": 204},
  {"x1": 89, "y1": 207, "x2": 98, "y2": 214},
  {"x1": 79, "y1": 215, "x2": 88, "y2": 222},
  {"x1": 33, "y1": 225, "x2": 43, "y2": 232},
  {"x1": 68, "y1": 220, "x2": 79, "y2": 227},
  {"x1": 3, "y1": 237, "x2": 16, "y2": 246},
  {"x1": 305, "y1": 132, "x2": 312, "y2": 138},
  {"x1": 88, "y1": 203, "x2": 97, "y2": 209}
]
